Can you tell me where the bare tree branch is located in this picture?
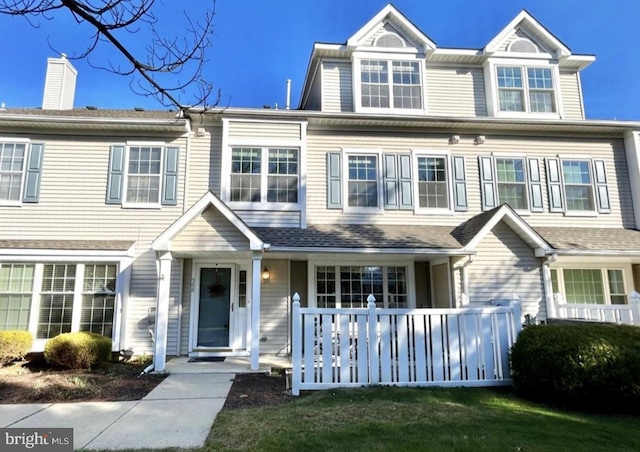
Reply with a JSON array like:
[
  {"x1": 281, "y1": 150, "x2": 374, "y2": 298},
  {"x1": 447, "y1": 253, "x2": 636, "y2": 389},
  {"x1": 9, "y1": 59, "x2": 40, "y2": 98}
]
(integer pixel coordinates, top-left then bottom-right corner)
[{"x1": 0, "y1": 0, "x2": 217, "y2": 109}]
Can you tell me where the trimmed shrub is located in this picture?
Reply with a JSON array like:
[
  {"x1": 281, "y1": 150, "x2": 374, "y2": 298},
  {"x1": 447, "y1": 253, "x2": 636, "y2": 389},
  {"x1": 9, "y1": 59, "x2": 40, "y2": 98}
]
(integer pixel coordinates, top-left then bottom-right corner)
[
  {"x1": 0, "y1": 330, "x2": 33, "y2": 365},
  {"x1": 44, "y1": 332, "x2": 113, "y2": 370},
  {"x1": 510, "y1": 323, "x2": 640, "y2": 412}
]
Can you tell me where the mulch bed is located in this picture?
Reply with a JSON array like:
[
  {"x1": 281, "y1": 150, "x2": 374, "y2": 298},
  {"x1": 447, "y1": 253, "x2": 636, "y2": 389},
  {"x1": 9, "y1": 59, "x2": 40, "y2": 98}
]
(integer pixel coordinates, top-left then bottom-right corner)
[{"x1": 223, "y1": 372, "x2": 293, "y2": 409}]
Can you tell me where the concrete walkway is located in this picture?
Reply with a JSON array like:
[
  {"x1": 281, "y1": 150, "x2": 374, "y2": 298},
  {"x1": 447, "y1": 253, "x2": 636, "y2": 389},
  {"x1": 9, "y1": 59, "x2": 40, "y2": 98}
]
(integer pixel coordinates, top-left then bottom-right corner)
[{"x1": 0, "y1": 372, "x2": 235, "y2": 450}]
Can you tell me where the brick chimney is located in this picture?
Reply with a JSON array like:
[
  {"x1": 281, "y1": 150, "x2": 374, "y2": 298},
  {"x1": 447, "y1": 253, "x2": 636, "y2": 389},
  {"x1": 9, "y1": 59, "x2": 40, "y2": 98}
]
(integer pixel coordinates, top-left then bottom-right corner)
[{"x1": 42, "y1": 54, "x2": 77, "y2": 110}]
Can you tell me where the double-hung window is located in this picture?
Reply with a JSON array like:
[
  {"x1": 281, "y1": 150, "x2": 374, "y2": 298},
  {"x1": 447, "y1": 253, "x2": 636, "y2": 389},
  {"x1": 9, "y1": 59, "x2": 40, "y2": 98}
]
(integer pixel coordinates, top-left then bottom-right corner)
[
  {"x1": 126, "y1": 146, "x2": 162, "y2": 204},
  {"x1": 497, "y1": 66, "x2": 555, "y2": 113},
  {"x1": 551, "y1": 268, "x2": 627, "y2": 305},
  {"x1": 562, "y1": 160, "x2": 594, "y2": 211},
  {"x1": 416, "y1": 156, "x2": 448, "y2": 209},
  {"x1": 360, "y1": 59, "x2": 422, "y2": 110},
  {"x1": 229, "y1": 147, "x2": 299, "y2": 204},
  {"x1": 496, "y1": 158, "x2": 528, "y2": 210},
  {"x1": 315, "y1": 265, "x2": 408, "y2": 308},
  {"x1": 106, "y1": 144, "x2": 179, "y2": 207},
  {"x1": 347, "y1": 154, "x2": 378, "y2": 208},
  {"x1": 0, "y1": 141, "x2": 44, "y2": 205}
]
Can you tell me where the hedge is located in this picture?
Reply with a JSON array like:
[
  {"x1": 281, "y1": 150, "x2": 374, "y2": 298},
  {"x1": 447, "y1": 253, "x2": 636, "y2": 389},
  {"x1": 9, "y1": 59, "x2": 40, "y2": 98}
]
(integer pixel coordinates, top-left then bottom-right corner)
[
  {"x1": 44, "y1": 332, "x2": 113, "y2": 369},
  {"x1": 510, "y1": 323, "x2": 640, "y2": 412},
  {"x1": 0, "y1": 330, "x2": 33, "y2": 365}
]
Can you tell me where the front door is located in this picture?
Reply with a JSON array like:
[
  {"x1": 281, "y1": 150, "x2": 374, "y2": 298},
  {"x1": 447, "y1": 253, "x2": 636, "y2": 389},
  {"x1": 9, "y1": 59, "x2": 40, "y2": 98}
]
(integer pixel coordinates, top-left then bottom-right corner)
[{"x1": 196, "y1": 266, "x2": 234, "y2": 348}]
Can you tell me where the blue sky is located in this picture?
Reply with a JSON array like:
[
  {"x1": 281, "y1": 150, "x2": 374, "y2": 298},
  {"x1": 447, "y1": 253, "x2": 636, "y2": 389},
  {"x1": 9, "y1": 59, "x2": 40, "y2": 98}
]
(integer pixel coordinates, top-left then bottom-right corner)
[{"x1": 0, "y1": 0, "x2": 639, "y2": 120}]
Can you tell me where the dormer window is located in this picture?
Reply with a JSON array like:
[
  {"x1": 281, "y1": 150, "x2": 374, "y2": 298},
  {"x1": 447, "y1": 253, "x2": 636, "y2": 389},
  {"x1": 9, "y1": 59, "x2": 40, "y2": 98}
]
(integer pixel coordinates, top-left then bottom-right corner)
[
  {"x1": 360, "y1": 59, "x2": 422, "y2": 110},
  {"x1": 497, "y1": 66, "x2": 556, "y2": 113}
]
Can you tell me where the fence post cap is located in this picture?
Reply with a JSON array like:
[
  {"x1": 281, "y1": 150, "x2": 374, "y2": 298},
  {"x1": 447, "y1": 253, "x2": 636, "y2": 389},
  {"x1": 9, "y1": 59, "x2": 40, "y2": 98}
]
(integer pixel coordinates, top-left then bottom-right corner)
[
  {"x1": 292, "y1": 292, "x2": 300, "y2": 303},
  {"x1": 630, "y1": 291, "x2": 640, "y2": 302},
  {"x1": 367, "y1": 293, "x2": 376, "y2": 304}
]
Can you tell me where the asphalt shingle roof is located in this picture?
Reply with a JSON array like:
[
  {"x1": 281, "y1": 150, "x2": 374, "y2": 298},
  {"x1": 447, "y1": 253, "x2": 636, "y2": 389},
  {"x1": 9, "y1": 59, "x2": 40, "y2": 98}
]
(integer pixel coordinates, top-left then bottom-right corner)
[
  {"x1": 0, "y1": 108, "x2": 180, "y2": 120},
  {"x1": 536, "y1": 227, "x2": 640, "y2": 252},
  {"x1": 254, "y1": 224, "x2": 462, "y2": 249}
]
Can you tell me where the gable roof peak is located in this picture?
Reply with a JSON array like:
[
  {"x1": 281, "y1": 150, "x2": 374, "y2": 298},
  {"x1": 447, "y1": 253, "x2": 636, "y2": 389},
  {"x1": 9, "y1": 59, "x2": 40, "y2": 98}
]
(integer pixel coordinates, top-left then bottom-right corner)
[
  {"x1": 484, "y1": 9, "x2": 571, "y2": 58},
  {"x1": 347, "y1": 3, "x2": 436, "y2": 52}
]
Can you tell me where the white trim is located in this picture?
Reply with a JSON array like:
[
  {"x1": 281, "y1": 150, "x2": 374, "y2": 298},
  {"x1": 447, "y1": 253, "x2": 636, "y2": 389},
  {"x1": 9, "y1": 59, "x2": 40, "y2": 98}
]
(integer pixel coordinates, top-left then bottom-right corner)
[
  {"x1": 342, "y1": 148, "x2": 384, "y2": 212},
  {"x1": 551, "y1": 264, "x2": 633, "y2": 306},
  {"x1": 346, "y1": 4, "x2": 436, "y2": 51},
  {"x1": 0, "y1": 140, "x2": 32, "y2": 206},
  {"x1": 300, "y1": 122, "x2": 308, "y2": 228},
  {"x1": 463, "y1": 204, "x2": 551, "y2": 252},
  {"x1": 152, "y1": 191, "x2": 265, "y2": 252},
  {"x1": 412, "y1": 151, "x2": 454, "y2": 214},
  {"x1": 484, "y1": 10, "x2": 570, "y2": 57},
  {"x1": 558, "y1": 157, "x2": 598, "y2": 215},
  {"x1": 121, "y1": 143, "x2": 166, "y2": 209}
]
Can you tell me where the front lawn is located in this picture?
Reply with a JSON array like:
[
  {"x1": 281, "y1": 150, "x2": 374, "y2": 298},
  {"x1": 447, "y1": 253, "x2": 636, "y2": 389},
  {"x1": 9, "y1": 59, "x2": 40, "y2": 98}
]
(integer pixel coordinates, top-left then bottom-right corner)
[{"x1": 208, "y1": 386, "x2": 640, "y2": 451}]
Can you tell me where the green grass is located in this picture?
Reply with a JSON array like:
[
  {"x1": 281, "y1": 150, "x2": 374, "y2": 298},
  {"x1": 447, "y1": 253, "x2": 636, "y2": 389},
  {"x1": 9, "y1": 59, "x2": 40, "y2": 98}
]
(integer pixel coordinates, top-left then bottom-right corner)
[{"x1": 206, "y1": 386, "x2": 640, "y2": 452}]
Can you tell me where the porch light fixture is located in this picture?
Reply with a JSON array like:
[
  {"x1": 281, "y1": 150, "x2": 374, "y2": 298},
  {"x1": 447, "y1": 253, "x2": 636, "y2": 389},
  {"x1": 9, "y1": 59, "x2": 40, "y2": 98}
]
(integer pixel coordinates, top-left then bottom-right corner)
[
  {"x1": 262, "y1": 267, "x2": 270, "y2": 280},
  {"x1": 449, "y1": 135, "x2": 460, "y2": 144},
  {"x1": 474, "y1": 135, "x2": 486, "y2": 145}
]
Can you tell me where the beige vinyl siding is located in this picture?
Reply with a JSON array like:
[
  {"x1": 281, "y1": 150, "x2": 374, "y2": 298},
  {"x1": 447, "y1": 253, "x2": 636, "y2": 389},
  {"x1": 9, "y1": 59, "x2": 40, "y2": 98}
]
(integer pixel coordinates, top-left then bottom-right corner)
[
  {"x1": 305, "y1": 130, "x2": 633, "y2": 229},
  {"x1": 188, "y1": 126, "x2": 222, "y2": 204},
  {"x1": 467, "y1": 222, "x2": 545, "y2": 320},
  {"x1": 180, "y1": 258, "x2": 193, "y2": 355},
  {"x1": 227, "y1": 121, "x2": 301, "y2": 141},
  {"x1": 171, "y1": 207, "x2": 250, "y2": 252},
  {"x1": 559, "y1": 71, "x2": 584, "y2": 120},
  {"x1": 322, "y1": 61, "x2": 353, "y2": 113},
  {"x1": 0, "y1": 133, "x2": 189, "y2": 355},
  {"x1": 259, "y1": 259, "x2": 290, "y2": 355},
  {"x1": 426, "y1": 66, "x2": 487, "y2": 117},
  {"x1": 235, "y1": 210, "x2": 301, "y2": 228}
]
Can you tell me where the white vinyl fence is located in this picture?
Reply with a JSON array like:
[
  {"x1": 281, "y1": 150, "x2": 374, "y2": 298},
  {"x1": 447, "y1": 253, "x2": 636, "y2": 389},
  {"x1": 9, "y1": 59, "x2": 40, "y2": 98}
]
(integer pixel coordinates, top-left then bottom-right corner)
[
  {"x1": 550, "y1": 291, "x2": 640, "y2": 325},
  {"x1": 291, "y1": 293, "x2": 522, "y2": 396}
]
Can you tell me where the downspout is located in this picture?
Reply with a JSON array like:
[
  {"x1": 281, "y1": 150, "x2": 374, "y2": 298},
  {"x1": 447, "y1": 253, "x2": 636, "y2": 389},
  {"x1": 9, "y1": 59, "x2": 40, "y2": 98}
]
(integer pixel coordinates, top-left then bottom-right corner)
[
  {"x1": 183, "y1": 118, "x2": 192, "y2": 214},
  {"x1": 542, "y1": 253, "x2": 558, "y2": 320}
]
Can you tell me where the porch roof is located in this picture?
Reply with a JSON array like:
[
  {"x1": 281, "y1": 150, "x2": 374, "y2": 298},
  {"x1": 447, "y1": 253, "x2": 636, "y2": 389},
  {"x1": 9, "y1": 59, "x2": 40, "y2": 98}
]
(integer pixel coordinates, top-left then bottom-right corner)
[
  {"x1": 537, "y1": 227, "x2": 640, "y2": 253},
  {"x1": 253, "y1": 224, "x2": 462, "y2": 250}
]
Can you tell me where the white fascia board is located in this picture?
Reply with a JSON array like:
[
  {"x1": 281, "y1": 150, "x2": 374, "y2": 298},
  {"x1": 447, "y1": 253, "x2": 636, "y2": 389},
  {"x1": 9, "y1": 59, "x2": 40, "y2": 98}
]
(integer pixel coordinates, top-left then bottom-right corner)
[
  {"x1": 562, "y1": 55, "x2": 596, "y2": 70},
  {"x1": 553, "y1": 249, "x2": 640, "y2": 257},
  {"x1": 484, "y1": 10, "x2": 571, "y2": 57},
  {"x1": 463, "y1": 205, "x2": 552, "y2": 252},
  {"x1": 268, "y1": 246, "x2": 470, "y2": 255},
  {"x1": 431, "y1": 48, "x2": 483, "y2": 57},
  {"x1": 152, "y1": 191, "x2": 265, "y2": 252}
]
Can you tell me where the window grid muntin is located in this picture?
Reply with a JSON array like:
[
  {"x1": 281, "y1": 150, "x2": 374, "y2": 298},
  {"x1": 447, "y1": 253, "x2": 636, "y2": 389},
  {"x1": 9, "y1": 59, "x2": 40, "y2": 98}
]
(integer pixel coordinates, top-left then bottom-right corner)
[
  {"x1": 562, "y1": 160, "x2": 594, "y2": 211},
  {"x1": 0, "y1": 142, "x2": 27, "y2": 202},
  {"x1": 38, "y1": 264, "x2": 76, "y2": 339},
  {"x1": 126, "y1": 146, "x2": 162, "y2": 204},
  {"x1": 315, "y1": 265, "x2": 407, "y2": 308},
  {"x1": 348, "y1": 155, "x2": 378, "y2": 207},
  {"x1": 496, "y1": 158, "x2": 528, "y2": 210},
  {"x1": 607, "y1": 269, "x2": 626, "y2": 305},
  {"x1": 0, "y1": 263, "x2": 34, "y2": 330},
  {"x1": 80, "y1": 264, "x2": 117, "y2": 336},
  {"x1": 361, "y1": 60, "x2": 389, "y2": 108},
  {"x1": 230, "y1": 147, "x2": 262, "y2": 202},
  {"x1": 267, "y1": 148, "x2": 298, "y2": 203},
  {"x1": 497, "y1": 66, "x2": 556, "y2": 113},
  {"x1": 417, "y1": 156, "x2": 448, "y2": 209},
  {"x1": 361, "y1": 59, "x2": 422, "y2": 110}
]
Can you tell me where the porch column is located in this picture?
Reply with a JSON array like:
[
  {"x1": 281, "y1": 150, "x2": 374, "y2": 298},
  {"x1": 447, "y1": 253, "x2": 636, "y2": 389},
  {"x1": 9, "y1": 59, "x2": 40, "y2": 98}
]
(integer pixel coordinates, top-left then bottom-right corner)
[
  {"x1": 154, "y1": 251, "x2": 173, "y2": 372},
  {"x1": 542, "y1": 260, "x2": 556, "y2": 319},
  {"x1": 250, "y1": 251, "x2": 262, "y2": 370}
]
